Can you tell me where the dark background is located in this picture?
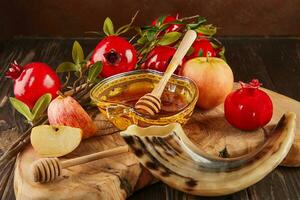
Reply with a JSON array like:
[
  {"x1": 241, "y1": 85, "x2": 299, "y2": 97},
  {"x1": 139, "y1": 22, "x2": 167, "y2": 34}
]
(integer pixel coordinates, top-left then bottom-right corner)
[{"x1": 1, "y1": 0, "x2": 300, "y2": 39}]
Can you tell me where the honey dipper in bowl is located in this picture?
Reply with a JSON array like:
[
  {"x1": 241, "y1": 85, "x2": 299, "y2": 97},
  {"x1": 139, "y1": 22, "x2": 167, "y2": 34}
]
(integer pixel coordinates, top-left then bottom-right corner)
[{"x1": 135, "y1": 30, "x2": 197, "y2": 116}]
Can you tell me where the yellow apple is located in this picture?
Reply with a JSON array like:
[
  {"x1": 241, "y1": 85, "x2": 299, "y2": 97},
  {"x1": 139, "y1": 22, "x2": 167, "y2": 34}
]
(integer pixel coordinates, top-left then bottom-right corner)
[
  {"x1": 30, "y1": 125, "x2": 82, "y2": 157},
  {"x1": 182, "y1": 57, "x2": 234, "y2": 109}
]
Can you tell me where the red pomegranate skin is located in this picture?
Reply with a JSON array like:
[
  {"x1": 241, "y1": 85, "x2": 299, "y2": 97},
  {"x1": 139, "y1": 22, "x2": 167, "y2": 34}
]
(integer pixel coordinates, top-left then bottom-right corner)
[
  {"x1": 224, "y1": 80, "x2": 273, "y2": 131},
  {"x1": 7, "y1": 62, "x2": 61, "y2": 108},
  {"x1": 91, "y1": 35, "x2": 137, "y2": 77},
  {"x1": 185, "y1": 38, "x2": 216, "y2": 61},
  {"x1": 141, "y1": 46, "x2": 177, "y2": 73},
  {"x1": 152, "y1": 15, "x2": 183, "y2": 33}
]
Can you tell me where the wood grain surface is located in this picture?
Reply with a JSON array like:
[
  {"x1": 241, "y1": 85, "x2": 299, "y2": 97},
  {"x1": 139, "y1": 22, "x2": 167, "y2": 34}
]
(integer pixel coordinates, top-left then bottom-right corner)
[
  {"x1": 1, "y1": 37, "x2": 300, "y2": 199},
  {"x1": 14, "y1": 113, "x2": 154, "y2": 200}
]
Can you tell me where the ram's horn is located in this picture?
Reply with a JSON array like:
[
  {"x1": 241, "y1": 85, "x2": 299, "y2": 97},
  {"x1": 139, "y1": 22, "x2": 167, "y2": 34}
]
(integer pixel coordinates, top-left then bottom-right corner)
[{"x1": 120, "y1": 112, "x2": 296, "y2": 196}]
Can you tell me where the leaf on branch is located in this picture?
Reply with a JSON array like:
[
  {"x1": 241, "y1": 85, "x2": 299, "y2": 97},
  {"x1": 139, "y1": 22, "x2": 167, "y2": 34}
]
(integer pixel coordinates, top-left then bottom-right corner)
[
  {"x1": 187, "y1": 16, "x2": 207, "y2": 29},
  {"x1": 219, "y1": 46, "x2": 226, "y2": 61},
  {"x1": 9, "y1": 97, "x2": 33, "y2": 121},
  {"x1": 88, "y1": 61, "x2": 103, "y2": 82},
  {"x1": 158, "y1": 32, "x2": 182, "y2": 46},
  {"x1": 137, "y1": 35, "x2": 148, "y2": 45},
  {"x1": 103, "y1": 17, "x2": 115, "y2": 36},
  {"x1": 72, "y1": 41, "x2": 84, "y2": 64},
  {"x1": 155, "y1": 15, "x2": 166, "y2": 27},
  {"x1": 186, "y1": 47, "x2": 194, "y2": 56},
  {"x1": 32, "y1": 93, "x2": 52, "y2": 121},
  {"x1": 195, "y1": 24, "x2": 217, "y2": 36},
  {"x1": 146, "y1": 30, "x2": 156, "y2": 41},
  {"x1": 56, "y1": 62, "x2": 79, "y2": 73}
]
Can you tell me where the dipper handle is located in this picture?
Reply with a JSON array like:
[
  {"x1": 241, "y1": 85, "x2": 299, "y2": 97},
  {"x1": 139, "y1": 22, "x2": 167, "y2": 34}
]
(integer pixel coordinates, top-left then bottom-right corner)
[
  {"x1": 152, "y1": 30, "x2": 197, "y2": 97},
  {"x1": 31, "y1": 145, "x2": 129, "y2": 183}
]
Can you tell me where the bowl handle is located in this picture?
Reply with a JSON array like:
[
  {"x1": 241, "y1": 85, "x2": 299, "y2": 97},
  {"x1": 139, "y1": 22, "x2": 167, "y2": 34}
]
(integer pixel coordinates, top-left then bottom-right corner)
[{"x1": 106, "y1": 105, "x2": 133, "y2": 130}]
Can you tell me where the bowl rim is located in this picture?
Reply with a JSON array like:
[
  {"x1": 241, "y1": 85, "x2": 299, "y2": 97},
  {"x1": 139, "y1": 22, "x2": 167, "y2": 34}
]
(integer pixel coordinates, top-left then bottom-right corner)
[{"x1": 90, "y1": 69, "x2": 199, "y2": 121}]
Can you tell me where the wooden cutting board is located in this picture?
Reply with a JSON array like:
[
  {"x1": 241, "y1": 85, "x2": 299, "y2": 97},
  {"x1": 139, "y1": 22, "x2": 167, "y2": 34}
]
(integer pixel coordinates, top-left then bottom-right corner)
[
  {"x1": 14, "y1": 113, "x2": 155, "y2": 200},
  {"x1": 184, "y1": 86, "x2": 300, "y2": 166},
  {"x1": 14, "y1": 86, "x2": 300, "y2": 200}
]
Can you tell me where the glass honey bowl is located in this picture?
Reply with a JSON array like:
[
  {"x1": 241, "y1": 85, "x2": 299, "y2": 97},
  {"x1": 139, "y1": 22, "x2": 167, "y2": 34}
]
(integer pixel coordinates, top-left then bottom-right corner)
[{"x1": 90, "y1": 69, "x2": 199, "y2": 130}]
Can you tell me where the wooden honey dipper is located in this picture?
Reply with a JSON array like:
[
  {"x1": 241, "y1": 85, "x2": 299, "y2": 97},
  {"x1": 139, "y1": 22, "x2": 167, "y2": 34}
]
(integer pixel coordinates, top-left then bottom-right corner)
[
  {"x1": 31, "y1": 145, "x2": 129, "y2": 183},
  {"x1": 135, "y1": 30, "x2": 197, "y2": 115}
]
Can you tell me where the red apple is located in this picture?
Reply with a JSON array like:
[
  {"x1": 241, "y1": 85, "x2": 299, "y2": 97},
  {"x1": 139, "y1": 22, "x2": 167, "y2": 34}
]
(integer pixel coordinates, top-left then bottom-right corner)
[
  {"x1": 182, "y1": 57, "x2": 234, "y2": 109},
  {"x1": 47, "y1": 96, "x2": 97, "y2": 138}
]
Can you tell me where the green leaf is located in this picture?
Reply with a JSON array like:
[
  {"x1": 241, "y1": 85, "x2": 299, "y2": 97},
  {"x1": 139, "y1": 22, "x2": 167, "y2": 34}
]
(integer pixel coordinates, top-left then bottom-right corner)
[
  {"x1": 211, "y1": 42, "x2": 219, "y2": 49},
  {"x1": 186, "y1": 47, "x2": 194, "y2": 56},
  {"x1": 72, "y1": 41, "x2": 84, "y2": 64},
  {"x1": 88, "y1": 61, "x2": 103, "y2": 82},
  {"x1": 187, "y1": 16, "x2": 207, "y2": 29},
  {"x1": 195, "y1": 24, "x2": 217, "y2": 36},
  {"x1": 155, "y1": 15, "x2": 166, "y2": 27},
  {"x1": 135, "y1": 27, "x2": 143, "y2": 36},
  {"x1": 32, "y1": 93, "x2": 52, "y2": 121},
  {"x1": 137, "y1": 36, "x2": 148, "y2": 45},
  {"x1": 158, "y1": 32, "x2": 182, "y2": 46},
  {"x1": 103, "y1": 17, "x2": 114, "y2": 36},
  {"x1": 56, "y1": 62, "x2": 79, "y2": 73},
  {"x1": 219, "y1": 46, "x2": 226, "y2": 61},
  {"x1": 9, "y1": 97, "x2": 33, "y2": 121},
  {"x1": 146, "y1": 30, "x2": 156, "y2": 41}
]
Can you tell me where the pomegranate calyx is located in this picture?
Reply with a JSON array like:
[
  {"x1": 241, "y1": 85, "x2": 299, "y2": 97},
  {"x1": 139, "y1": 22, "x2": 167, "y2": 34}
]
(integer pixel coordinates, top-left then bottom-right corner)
[
  {"x1": 5, "y1": 61, "x2": 23, "y2": 80},
  {"x1": 104, "y1": 50, "x2": 121, "y2": 65},
  {"x1": 239, "y1": 79, "x2": 262, "y2": 89}
]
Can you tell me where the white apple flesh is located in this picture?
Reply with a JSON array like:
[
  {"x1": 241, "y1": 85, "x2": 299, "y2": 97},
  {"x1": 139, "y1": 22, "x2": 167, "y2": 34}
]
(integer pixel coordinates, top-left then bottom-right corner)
[
  {"x1": 30, "y1": 125, "x2": 82, "y2": 157},
  {"x1": 48, "y1": 96, "x2": 97, "y2": 138},
  {"x1": 182, "y1": 57, "x2": 234, "y2": 110}
]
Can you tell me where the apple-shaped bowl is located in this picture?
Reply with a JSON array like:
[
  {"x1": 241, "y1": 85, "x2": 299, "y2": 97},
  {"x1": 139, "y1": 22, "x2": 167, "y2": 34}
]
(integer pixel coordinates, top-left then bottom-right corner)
[{"x1": 90, "y1": 69, "x2": 199, "y2": 130}]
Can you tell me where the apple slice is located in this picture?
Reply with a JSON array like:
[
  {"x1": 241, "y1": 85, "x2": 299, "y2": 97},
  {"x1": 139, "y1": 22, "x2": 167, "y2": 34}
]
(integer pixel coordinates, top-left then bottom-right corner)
[{"x1": 30, "y1": 125, "x2": 82, "y2": 157}]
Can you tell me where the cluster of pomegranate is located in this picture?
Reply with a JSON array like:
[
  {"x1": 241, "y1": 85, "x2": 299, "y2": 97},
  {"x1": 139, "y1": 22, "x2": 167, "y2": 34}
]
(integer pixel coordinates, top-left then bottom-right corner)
[{"x1": 6, "y1": 14, "x2": 273, "y2": 132}]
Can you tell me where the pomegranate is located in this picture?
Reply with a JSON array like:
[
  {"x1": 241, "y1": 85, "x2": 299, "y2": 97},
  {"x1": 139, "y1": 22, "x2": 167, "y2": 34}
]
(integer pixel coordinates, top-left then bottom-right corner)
[
  {"x1": 6, "y1": 61, "x2": 61, "y2": 108},
  {"x1": 224, "y1": 79, "x2": 273, "y2": 131},
  {"x1": 141, "y1": 46, "x2": 183, "y2": 74},
  {"x1": 152, "y1": 15, "x2": 183, "y2": 33},
  {"x1": 90, "y1": 35, "x2": 137, "y2": 77}
]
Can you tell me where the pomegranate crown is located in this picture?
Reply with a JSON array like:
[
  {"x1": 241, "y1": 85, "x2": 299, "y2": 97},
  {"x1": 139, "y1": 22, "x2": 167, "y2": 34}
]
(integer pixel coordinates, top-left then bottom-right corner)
[
  {"x1": 5, "y1": 61, "x2": 23, "y2": 79},
  {"x1": 239, "y1": 79, "x2": 262, "y2": 89}
]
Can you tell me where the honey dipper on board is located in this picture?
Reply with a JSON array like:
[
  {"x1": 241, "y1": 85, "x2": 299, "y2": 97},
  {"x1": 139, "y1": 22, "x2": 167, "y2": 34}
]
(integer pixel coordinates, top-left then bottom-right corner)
[
  {"x1": 31, "y1": 145, "x2": 129, "y2": 183},
  {"x1": 135, "y1": 30, "x2": 197, "y2": 115}
]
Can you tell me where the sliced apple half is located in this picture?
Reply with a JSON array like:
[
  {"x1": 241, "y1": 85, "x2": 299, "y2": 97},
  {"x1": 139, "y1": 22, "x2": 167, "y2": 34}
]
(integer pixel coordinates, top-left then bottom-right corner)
[{"x1": 31, "y1": 125, "x2": 82, "y2": 157}]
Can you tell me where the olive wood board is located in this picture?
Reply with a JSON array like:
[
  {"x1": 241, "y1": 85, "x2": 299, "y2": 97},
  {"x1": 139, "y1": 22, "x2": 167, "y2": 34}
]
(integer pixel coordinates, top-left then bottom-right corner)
[
  {"x1": 14, "y1": 113, "x2": 155, "y2": 200},
  {"x1": 14, "y1": 84, "x2": 300, "y2": 199}
]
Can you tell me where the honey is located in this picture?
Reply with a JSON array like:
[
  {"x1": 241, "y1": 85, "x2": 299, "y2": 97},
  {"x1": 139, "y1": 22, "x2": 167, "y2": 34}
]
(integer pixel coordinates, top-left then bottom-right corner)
[
  {"x1": 105, "y1": 81, "x2": 189, "y2": 117},
  {"x1": 90, "y1": 70, "x2": 198, "y2": 130}
]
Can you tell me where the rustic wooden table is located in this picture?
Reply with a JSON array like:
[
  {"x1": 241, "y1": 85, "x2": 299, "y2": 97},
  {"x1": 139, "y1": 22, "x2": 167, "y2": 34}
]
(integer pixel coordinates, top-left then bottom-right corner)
[{"x1": 1, "y1": 37, "x2": 300, "y2": 200}]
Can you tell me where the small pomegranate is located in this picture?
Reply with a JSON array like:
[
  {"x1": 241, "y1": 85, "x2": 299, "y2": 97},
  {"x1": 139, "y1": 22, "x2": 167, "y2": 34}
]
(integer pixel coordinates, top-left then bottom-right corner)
[
  {"x1": 91, "y1": 35, "x2": 137, "y2": 77},
  {"x1": 185, "y1": 38, "x2": 216, "y2": 61},
  {"x1": 152, "y1": 15, "x2": 183, "y2": 33},
  {"x1": 224, "y1": 79, "x2": 273, "y2": 131},
  {"x1": 48, "y1": 95, "x2": 97, "y2": 138},
  {"x1": 141, "y1": 46, "x2": 183, "y2": 74},
  {"x1": 6, "y1": 61, "x2": 61, "y2": 108}
]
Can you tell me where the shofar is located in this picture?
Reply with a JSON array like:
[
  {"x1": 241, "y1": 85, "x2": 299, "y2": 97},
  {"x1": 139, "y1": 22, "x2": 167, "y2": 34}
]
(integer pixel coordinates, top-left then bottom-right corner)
[{"x1": 120, "y1": 112, "x2": 296, "y2": 196}]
